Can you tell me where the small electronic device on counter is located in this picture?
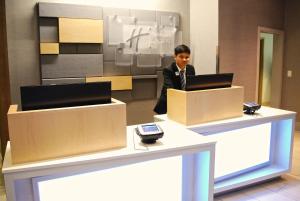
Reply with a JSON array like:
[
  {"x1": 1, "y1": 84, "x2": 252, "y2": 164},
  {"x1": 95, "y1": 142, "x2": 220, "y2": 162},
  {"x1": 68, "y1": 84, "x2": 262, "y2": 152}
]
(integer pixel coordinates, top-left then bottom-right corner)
[
  {"x1": 136, "y1": 123, "x2": 164, "y2": 144},
  {"x1": 243, "y1": 102, "x2": 261, "y2": 114}
]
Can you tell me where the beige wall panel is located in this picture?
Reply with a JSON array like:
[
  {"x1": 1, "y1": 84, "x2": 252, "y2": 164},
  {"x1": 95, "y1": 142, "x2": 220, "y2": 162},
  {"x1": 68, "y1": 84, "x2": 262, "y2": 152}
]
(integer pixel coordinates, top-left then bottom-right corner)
[
  {"x1": 167, "y1": 86, "x2": 244, "y2": 126},
  {"x1": 219, "y1": 0, "x2": 284, "y2": 102},
  {"x1": 86, "y1": 76, "x2": 132, "y2": 90},
  {"x1": 7, "y1": 99, "x2": 126, "y2": 164},
  {"x1": 59, "y1": 18, "x2": 103, "y2": 43},
  {"x1": 282, "y1": 0, "x2": 300, "y2": 121},
  {"x1": 40, "y1": 43, "x2": 59, "y2": 54}
]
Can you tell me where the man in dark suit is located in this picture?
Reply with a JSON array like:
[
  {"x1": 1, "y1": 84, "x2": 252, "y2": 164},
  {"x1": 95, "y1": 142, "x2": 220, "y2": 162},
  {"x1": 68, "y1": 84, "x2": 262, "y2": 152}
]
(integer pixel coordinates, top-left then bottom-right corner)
[{"x1": 154, "y1": 45, "x2": 195, "y2": 114}]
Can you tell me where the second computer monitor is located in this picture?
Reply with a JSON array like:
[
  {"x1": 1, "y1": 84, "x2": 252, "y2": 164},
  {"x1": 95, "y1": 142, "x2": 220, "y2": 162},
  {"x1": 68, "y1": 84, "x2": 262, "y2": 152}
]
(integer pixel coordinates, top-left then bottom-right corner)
[
  {"x1": 185, "y1": 73, "x2": 234, "y2": 91},
  {"x1": 21, "y1": 82, "x2": 112, "y2": 111}
]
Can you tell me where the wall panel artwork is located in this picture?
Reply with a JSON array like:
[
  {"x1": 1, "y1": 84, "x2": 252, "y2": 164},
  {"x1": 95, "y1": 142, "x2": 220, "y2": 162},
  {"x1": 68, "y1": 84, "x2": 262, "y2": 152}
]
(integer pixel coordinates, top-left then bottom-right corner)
[{"x1": 38, "y1": 2, "x2": 180, "y2": 101}]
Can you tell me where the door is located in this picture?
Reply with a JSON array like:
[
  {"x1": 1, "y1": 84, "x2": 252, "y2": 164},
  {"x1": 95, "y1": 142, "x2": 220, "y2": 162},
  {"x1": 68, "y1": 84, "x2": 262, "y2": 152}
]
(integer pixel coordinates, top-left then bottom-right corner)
[{"x1": 257, "y1": 27, "x2": 284, "y2": 108}]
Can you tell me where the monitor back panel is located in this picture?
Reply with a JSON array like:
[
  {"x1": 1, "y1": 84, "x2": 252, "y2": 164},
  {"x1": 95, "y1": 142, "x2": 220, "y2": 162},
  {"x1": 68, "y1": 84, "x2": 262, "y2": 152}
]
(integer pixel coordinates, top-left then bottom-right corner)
[
  {"x1": 21, "y1": 82, "x2": 111, "y2": 111},
  {"x1": 185, "y1": 73, "x2": 233, "y2": 91}
]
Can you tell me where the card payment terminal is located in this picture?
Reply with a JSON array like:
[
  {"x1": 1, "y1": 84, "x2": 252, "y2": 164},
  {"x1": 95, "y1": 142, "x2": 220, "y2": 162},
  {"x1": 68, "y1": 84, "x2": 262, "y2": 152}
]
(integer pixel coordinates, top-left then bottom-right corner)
[{"x1": 136, "y1": 123, "x2": 164, "y2": 144}]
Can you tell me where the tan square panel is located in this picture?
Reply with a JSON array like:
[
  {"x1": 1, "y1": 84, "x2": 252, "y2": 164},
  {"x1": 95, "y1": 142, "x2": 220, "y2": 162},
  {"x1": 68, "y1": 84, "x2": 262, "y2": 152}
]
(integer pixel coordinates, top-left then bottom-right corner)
[
  {"x1": 7, "y1": 99, "x2": 126, "y2": 164},
  {"x1": 86, "y1": 76, "x2": 132, "y2": 91},
  {"x1": 40, "y1": 43, "x2": 59, "y2": 54},
  {"x1": 59, "y1": 18, "x2": 103, "y2": 43},
  {"x1": 167, "y1": 86, "x2": 244, "y2": 125}
]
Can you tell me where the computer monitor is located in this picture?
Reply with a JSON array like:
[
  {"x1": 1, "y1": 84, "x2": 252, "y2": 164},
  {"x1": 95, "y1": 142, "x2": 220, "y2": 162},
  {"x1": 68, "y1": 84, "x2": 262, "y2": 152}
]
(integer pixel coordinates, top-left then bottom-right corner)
[
  {"x1": 21, "y1": 82, "x2": 111, "y2": 111},
  {"x1": 185, "y1": 73, "x2": 234, "y2": 91}
]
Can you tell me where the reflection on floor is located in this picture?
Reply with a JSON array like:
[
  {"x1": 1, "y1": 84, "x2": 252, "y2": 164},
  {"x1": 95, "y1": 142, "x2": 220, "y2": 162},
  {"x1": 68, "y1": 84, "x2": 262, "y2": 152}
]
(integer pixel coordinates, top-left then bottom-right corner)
[{"x1": 0, "y1": 132, "x2": 299, "y2": 201}]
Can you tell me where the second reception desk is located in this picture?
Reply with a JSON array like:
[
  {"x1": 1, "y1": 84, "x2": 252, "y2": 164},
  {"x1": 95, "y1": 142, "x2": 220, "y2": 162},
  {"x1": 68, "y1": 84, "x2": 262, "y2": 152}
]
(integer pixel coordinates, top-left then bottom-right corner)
[
  {"x1": 155, "y1": 106, "x2": 296, "y2": 194},
  {"x1": 2, "y1": 121, "x2": 216, "y2": 201}
]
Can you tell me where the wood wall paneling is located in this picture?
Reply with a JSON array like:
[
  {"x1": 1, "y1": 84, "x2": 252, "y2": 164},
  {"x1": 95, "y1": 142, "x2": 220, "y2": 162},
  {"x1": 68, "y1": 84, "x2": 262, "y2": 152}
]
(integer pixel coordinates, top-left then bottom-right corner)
[
  {"x1": 7, "y1": 99, "x2": 127, "y2": 164},
  {"x1": 59, "y1": 18, "x2": 104, "y2": 43},
  {"x1": 86, "y1": 76, "x2": 133, "y2": 90},
  {"x1": 40, "y1": 43, "x2": 59, "y2": 54},
  {"x1": 167, "y1": 87, "x2": 244, "y2": 125},
  {"x1": 0, "y1": 0, "x2": 11, "y2": 157}
]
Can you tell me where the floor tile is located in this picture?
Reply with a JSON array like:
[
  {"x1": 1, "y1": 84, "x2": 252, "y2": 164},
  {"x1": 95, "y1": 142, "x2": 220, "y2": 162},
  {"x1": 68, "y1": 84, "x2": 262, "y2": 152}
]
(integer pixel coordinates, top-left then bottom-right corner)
[
  {"x1": 216, "y1": 192, "x2": 258, "y2": 201},
  {"x1": 276, "y1": 184, "x2": 300, "y2": 201}
]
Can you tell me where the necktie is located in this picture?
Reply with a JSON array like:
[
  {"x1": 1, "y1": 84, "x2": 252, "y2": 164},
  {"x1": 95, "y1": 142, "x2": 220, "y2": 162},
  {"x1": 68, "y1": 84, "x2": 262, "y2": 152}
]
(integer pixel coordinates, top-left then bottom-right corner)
[{"x1": 179, "y1": 70, "x2": 185, "y2": 90}]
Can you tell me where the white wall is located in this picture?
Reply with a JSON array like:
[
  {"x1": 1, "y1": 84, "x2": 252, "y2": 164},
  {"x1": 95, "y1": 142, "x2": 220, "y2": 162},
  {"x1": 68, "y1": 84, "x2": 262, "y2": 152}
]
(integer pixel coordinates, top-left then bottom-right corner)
[
  {"x1": 5, "y1": 0, "x2": 189, "y2": 104},
  {"x1": 190, "y1": 0, "x2": 218, "y2": 74}
]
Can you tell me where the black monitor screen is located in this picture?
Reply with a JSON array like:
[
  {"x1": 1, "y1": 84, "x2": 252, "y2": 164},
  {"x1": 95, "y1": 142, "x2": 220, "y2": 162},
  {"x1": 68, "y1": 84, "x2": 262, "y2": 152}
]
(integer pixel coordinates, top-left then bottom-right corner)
[
  {"x1": 21, "y1": 82, "x2": 111, "y2": 111},
  {"x1": 185, "y1": 73, "x2": 234, "y2": 91}
]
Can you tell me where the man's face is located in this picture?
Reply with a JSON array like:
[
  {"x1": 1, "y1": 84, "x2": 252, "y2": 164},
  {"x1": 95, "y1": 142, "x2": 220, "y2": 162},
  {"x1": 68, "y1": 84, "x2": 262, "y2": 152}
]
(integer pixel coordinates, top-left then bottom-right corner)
[{"x1": 174, "y1": 53, "x2": 190, "y2": 69}]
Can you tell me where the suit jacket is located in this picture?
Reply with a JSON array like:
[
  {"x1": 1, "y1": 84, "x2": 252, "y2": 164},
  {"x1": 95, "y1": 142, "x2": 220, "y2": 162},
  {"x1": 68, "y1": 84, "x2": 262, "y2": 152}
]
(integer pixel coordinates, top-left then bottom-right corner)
[{"x1": 154, "y1": 62, "x2": 196, "y2": 114}]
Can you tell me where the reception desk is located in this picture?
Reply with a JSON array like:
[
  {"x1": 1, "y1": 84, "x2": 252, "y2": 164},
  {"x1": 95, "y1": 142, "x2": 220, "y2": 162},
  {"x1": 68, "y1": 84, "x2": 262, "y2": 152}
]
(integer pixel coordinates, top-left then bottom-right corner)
[
  {"x1": 2, "y1": 121, "x2": 216, "y2": 201},
  {"x1": 155, "y1": 106, "x2": 296, "y2": 194}
]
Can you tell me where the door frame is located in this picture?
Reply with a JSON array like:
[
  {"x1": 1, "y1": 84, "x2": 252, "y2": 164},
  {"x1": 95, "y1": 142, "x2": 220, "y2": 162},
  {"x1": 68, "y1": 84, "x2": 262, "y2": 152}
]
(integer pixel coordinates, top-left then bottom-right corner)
[{"x1": 256, "y1": 26, "x2": 284, "y2": 108}]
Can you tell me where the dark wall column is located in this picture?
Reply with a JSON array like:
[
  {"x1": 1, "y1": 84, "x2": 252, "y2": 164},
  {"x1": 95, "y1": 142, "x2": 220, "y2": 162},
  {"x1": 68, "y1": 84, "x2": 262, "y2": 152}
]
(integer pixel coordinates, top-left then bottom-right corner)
[
  {"x1": 0, "y1": 0, "x2": 11, "y2": 157},
  {"x1": 282, "y1": 0, "x2": 300, "y2": 123}
]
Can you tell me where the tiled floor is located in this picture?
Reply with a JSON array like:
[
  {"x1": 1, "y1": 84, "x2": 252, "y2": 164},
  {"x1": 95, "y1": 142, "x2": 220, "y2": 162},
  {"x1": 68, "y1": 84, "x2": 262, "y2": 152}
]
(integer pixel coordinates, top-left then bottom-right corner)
[
  {"x1": 0, "y1": 132, "x2": 299, "y2": 201},
  {"x1": 0, "y1": 161, "x2": 5, "y2": 201}
]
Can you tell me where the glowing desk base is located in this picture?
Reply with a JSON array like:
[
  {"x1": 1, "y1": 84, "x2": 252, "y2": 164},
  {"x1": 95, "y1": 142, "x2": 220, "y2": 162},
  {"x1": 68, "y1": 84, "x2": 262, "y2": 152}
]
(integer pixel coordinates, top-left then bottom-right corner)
[
  {"x1": 155, "y1": 106, "x2": 296, "y2": 194},
  {"x1": 2, "y1": 122, "x2": 215, "y2": 201}
]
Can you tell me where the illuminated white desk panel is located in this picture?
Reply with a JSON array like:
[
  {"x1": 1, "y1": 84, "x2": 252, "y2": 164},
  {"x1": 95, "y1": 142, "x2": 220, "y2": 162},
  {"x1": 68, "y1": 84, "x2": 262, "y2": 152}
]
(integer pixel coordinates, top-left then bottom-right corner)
[
  {"x1": 2, "y1": 121, "x2": 216, "y2": 201},
  {"x1": 154, "y1": 106, "x2": 296, "y2": 194}
]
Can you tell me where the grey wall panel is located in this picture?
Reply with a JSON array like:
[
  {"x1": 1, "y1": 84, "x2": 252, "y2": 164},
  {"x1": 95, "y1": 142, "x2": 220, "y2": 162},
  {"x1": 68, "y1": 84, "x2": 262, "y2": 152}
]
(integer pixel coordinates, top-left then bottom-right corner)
[
  {"x1": 103, "y1": 45, "x2": 116, "y2": 62},
  {"x1": 126, "y1": 99, "x2": 157, "y2": 125},
  {"x1": 103, "y1": 7, "x2": 131, "y2": 17},
  {"x1": 131, "y1": 66, "x2": 156, "y2": 76},
  {"x1": 41, "y1": 54, "x2": 103, "y2": 78},
  {"x1": 59, "y1": 44, "x2": 102, "y2": 54},
  {"x1": 131, "y1": 65, "x2": 157, "y2": 75},
  {"x1": 136, "y1": 54, "x2": 161, "y2": 67},
  {"x1": 131, "y1": 55, "x2": 156, "y2": 75},
  {"x1": 157, "y1": 55, "x2": 174, "y2": 71},
  {"x1": 156, "y1": 71, "x2": 163, "y2": 98},
  {"x1": 112, "y1": 91, "x2": 133, "y2": 102},
  {"x1": 103, "y1": 61, "x2": 131, "y2": 76},
  {"x1": 59, "y1": 44, "x2": 77, "y2": 54},
  {"x1": 133, "y1": 75, "x2": 157, "y2": 79},
  {"x1": 132, "y1": 79, "x2": 157, "y2": 100},
  {"x1": 130, "y1": 9, "x2": 156, "y2": 22},
  {"x1": 156, "y1": 11, "x2": 180, "y2": 27},
  {"x1": 77, "y1": 44, "x2": 102, "y2": 54},
  {"x1": 38, "y1": 3, "x2": 103, "y2": 19},
  {"x1": 103, "y1": 8, "x2": 130, "y2": 61},
  {"x1": 42, "y1": 78, "x2": 85, "y2": 85},
  {"x1": 39, "y1": 18, "x2": 58, "y2": 43}
]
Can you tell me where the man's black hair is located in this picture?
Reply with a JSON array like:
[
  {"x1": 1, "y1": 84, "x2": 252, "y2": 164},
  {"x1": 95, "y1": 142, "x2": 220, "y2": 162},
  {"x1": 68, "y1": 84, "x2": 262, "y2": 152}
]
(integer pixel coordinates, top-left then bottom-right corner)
[{"x1": 174, "y1": 44, "x2": 191, "y2": 55}]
